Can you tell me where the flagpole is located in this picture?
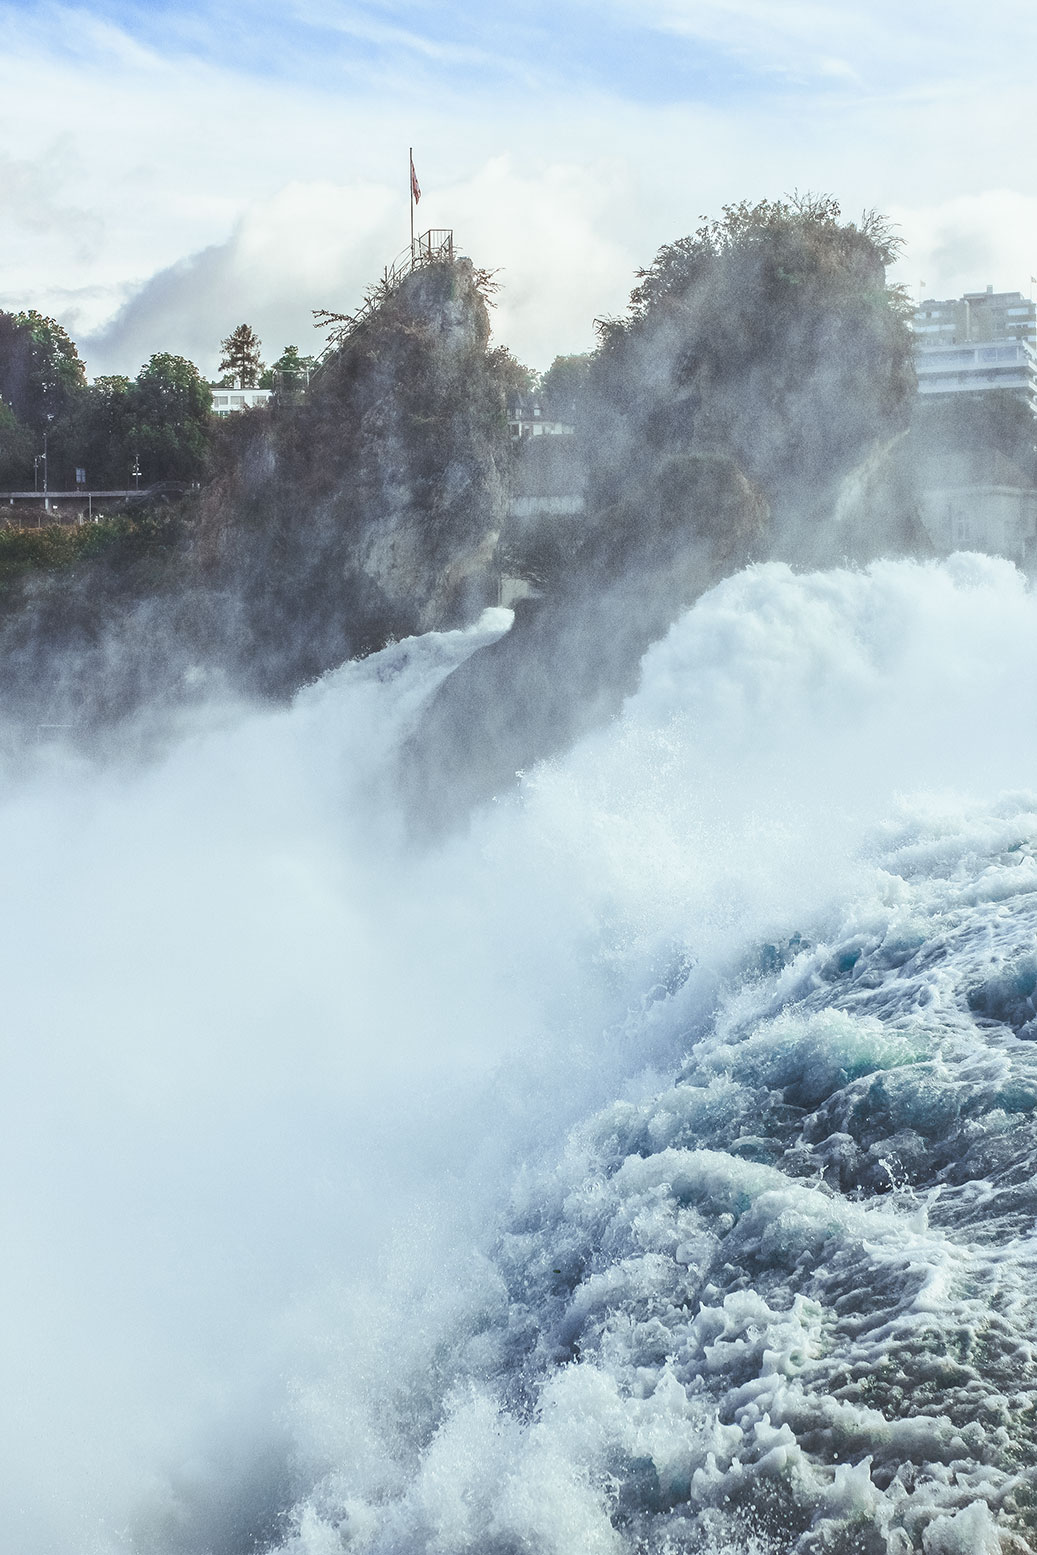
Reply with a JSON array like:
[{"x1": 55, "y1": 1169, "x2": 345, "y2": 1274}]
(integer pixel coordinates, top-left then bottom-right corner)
[{"x1": 409, "y1": 146, "x2": 415, "y2": 264}]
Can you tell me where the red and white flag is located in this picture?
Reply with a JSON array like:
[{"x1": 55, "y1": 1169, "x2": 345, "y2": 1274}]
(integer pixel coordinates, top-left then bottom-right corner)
[{"x1": 410, "y1": 154, "x2": 421, "y2": 205}]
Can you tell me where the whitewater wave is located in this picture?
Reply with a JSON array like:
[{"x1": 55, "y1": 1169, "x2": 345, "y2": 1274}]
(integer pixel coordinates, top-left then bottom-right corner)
[{"x1": 5, "y1": 555, "x2": 1037, "y2": 1554}]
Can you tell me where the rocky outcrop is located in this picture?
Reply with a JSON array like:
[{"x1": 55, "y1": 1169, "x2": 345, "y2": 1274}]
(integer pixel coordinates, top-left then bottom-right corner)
[
  {"x1": 399, "y1": 453, "x2": 769, "y2": 837},
  {"x1": 399, "y1": 202, "x2": 931, "y2": 836},
  {"x1": 193, "y1": 257, "x2": 512, "y2": 697}
]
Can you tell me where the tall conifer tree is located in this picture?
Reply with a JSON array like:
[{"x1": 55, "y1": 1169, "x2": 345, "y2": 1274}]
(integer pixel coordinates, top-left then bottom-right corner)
[{"x1": 218, "y1": 324, "x2": 265, "y2": 388}]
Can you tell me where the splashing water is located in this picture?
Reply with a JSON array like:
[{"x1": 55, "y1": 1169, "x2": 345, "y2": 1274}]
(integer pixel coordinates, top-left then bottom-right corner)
[{"x1": 5, "y1": 554, "x2": 1037, "y2": 1554}]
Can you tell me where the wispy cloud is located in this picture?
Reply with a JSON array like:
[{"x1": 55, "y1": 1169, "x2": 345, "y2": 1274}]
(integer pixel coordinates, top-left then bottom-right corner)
[
  {"x1": 598, "y1": 0, "x2": 1037, "y2": 97},
  {"x1": 1, "y1": 0, "x2": 1036, "y2": 376}
]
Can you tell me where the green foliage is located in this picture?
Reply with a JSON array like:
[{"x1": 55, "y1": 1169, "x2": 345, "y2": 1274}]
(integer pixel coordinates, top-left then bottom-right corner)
[
  {"x1": 0, "y1": 310, "x2": 88, "y2": 486},
  {"x1": 259, "y1": 345, "x2": 314, "y2": 391},
  {"x1": 0, "y1": 513, "x2": 181, "y2": 592},
  {"x1": 0, "y1": 401, "x2": 33, "y2": 487},
  {"x1": 0, "y1": 310, "x2": 86, "y2": 433},
  {"x1": 132, "y1": 354, "x2": 213, "y2": 482},
  {"x1": 539, "y1": 354, "x2": 592, "y2": 423},
  {"x1": 588, "y1": 193, "x2": 915, "y2": 534},
  {"x1": 487, "y1": 348, "x2": 539, "y2": 399},
  {"x1": 49, "y1": 360, "x2": 213, "y2": 489},
  {"x1": 65, "y1": 375, "x2": 135, "y2": 488},
  {"x1": 219, "y1": 324, "x2": 265, "y2": 388},
  {"x1": 622, "y1": 195, "x2": 901, "y2": 324}
]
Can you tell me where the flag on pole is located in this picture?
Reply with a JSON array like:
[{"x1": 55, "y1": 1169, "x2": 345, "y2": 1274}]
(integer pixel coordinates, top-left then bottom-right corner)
[{"x1": 410, "y1": 154, "x2": 422, "y2": 205}]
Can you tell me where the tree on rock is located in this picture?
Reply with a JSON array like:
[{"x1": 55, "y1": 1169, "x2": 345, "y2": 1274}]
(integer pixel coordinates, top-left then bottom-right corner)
[
  {"x1": 587, "y1": 195, "x2": 916, "y2": 559},
  {"x1": 218, "y1": 325, "x2": 265, "y2": 388}
]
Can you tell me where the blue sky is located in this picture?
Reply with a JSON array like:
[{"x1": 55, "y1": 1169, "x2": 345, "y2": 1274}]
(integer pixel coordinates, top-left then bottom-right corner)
[
  {"x1": 1, "y1": 0, "x2": 1036, "y2": 374},
  {"x1": 8, "y1": 0, "x2": 801, "y2": 101}
]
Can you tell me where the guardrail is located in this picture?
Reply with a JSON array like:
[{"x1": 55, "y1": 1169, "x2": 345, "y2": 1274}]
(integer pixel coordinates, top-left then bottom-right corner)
[{"x1": 0, "y1": 482, "x2": 197, "y2": 523}]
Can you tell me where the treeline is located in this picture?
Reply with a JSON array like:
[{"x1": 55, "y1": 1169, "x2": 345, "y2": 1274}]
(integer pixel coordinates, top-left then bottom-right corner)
[
  {"x1": 0, "y1": 312, "x2": 213, "y2": 489},
  {"x1": 0, "y1": 313, "x2": 317, "y2": 491}
]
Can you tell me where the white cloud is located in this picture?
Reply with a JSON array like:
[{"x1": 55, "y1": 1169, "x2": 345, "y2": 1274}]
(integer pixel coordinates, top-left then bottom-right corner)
[
  {"x1": 889, "y1": 191, "x2": 1037, "y2": 304},
  {"x1": 602, "y1": 0, "x2": 1037, "y2": 83},
  {"x1": 3, "y1": 2, "x2": 1037, "y2": 376},
  {"x1": 84, "y1": 181, "x2": 400, "y2": 376},
  {"x1": 84, "y1": 161, "x2": 640, "y2": 376}
]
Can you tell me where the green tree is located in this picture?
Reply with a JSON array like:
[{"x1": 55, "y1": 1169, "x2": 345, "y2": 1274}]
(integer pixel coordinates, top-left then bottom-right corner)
[
  {"x1": 12, "y1": 310, "x2": 85, "y2": 429},
  {"x1": 132, "y1": 354, "x2": 213, "y2": 483},
  {"x1": 218, "y1": 324, "x2": 265, "y2": 388},
  {"x1": 67, "y1": 376, "x2": 135, "y2": 488},
  {"x1": 0, "y1": 310, "x2": 86, "y2": 456},
  {"x1": 588, "y1": 195, "x2": 915, "y2": 538},
  {"x1": 259, "y1": 345, "x2": 314, "y2": 391},
  {"x1": 0, "y1": 401, "x2": 33, "y2": 487},
  {"x1": 0, "y1": 311, "x2": 90, "y2": 487},
  {"x1": 539, "y1": 353, "x2": 592, "y2": 424},
  {"x1": 487, "y1": 348, "x2": 539, "y2": 400}
]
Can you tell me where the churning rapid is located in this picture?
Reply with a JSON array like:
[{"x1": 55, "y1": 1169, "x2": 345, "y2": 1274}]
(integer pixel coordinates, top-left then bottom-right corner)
[{"x1": 6, "y1": 552, "x2": 1037, "y2": 1555}]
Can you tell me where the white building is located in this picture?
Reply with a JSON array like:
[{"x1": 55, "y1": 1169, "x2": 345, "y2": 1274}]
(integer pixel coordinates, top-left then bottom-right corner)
[
  {"x1": 506, "y1": 395, "x2": 573, "y2": 442},
  {"x1": 912, "y1": 289, "x2": 1037, "y2": 409},
  {"x1": 210, "y1": 387, "x2": 273, "y2": 416}
]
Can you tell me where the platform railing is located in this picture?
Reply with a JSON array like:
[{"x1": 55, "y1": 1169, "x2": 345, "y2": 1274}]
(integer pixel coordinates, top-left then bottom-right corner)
[{"x1": 308, "y1": 229, "x2": 456, "y2": 383}]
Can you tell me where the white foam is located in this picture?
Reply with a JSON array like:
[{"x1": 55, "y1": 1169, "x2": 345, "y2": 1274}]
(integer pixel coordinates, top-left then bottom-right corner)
[{"x1": 5, "y1": 559, "x2": 1037, "y2": 1552}]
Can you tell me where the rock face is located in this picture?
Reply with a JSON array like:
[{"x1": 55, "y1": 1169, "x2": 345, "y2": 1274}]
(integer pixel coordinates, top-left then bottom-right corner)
[
  {"x1": 580, "y1": 201, "x2": 928, "y2": 570},
  {"x1": 0, "y1": 258, "x2": 515, "y2": 741},
  {"x1": 194, "y1": 257, "x2": 512, "y2": 697},
  {"x1": 400, "y1": 201, "x2": 925, "y2": 836}
]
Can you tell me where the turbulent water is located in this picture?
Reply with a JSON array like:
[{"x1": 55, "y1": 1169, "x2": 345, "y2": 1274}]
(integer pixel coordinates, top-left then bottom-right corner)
[{"x1": 6, "y1": 553, "x2": 1037, "y2": 1555}]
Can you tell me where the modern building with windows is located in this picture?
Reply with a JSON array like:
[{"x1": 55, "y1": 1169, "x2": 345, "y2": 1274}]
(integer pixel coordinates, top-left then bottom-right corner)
[
  {"x1": 911, "y1": 288, "x2": 1037, "y2": 567},
  {"x1": 210, "y1": 387, "x2": 272, "y2": 416},
  {"x1": 912, "y1": 288, "x2": 1037, "y2": 410}
]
